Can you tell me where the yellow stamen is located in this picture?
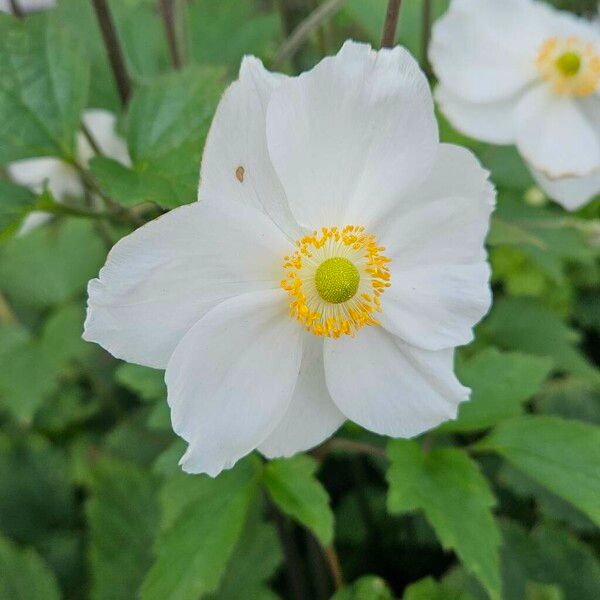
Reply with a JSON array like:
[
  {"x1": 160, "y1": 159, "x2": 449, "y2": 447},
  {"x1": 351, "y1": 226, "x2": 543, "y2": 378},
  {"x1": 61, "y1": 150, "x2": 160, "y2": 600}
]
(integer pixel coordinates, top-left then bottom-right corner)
[
  {"x1": 281, "y1": 225, "x2": 391, "y2": 338},
  {"x1": 537, "y1": 36, "x2": 600, "y2": 96}
]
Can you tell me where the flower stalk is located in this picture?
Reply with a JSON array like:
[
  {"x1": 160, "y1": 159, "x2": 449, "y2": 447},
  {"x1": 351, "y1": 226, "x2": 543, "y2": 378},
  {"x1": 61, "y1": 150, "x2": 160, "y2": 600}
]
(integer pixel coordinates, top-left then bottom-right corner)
[{"x1": 381, "y1": 0, "x2": 402, "y2": 48}]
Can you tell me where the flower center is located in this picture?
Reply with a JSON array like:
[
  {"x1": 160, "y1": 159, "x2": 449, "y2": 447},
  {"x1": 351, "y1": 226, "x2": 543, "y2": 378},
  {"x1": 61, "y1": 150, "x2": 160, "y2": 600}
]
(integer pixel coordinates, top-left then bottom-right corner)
[
  {"x1": 315, "y1": 257, "x2": 360, "y2": 304},
  {"x1": 537, "y1": 36, "x2": 600, "y2": 96},
  {"x1": 281, "y1": 226, "x2": 391, "y2": 338}
]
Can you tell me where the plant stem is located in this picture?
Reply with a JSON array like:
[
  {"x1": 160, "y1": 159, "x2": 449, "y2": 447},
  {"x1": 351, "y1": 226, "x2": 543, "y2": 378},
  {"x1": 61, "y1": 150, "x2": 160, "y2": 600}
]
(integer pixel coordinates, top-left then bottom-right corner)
[
  {"x1": 274, "y1": 0, "x2": 345, "y2": 67},
  {"x1": 421, "y1": 0, "x2": 432, "y2": 76},
  {"x1": 9, "y1": 0, "x2": 24, "y2": 18},
  {"x1": 81, "y1": 123, "x2": 104, "y2": 156},
  {"x1": 158, "y1": 0, "x2": 182, "y2": 69},
  {"x1": 314, "y1": 438, "x2": 387, "y2": 461},
  {"x1": 91, "y1": 0, "x2": 132, "y2": 105},
  {"x1": 380, "y1": 0, "x2": 402, "y2": 48},
  {"x1": 323, "y1": 544, "x2": 344, "y2": 590}
]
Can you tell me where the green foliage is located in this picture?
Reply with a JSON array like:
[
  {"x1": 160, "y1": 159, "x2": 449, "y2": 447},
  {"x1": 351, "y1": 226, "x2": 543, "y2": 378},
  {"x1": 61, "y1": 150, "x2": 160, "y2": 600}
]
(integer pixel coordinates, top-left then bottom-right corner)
[
  {"x1": 115, "y1": 364, "x2": 166, "y2": 402},
  {"x1": 403, "y1": 576, "x2": 477, "y2": 600},
  {"x1": 443, "y1": 348, "x2": 552, "y2": 432},
  {"x1": 333, "y1": 575, "x2": 395, "y2": 600},
  {"x1": 141, "y1": 458, "x2": 261, "y2": 600},
  {"x1": 0, "y1": 180, "x2": 38, "y2": 241},
  {"x1": 86, "y1": 458, "x2": 160, "y2": 600},
  {"x1": 387, "y1": 441, "x2": 501, "y2": 600},
  {"x1": 477, "y1": 416, "x2": 600, "y2": 526},
  {"x1": 263, "y1": 455, "x2": 334, "y2": 546},
  {"x1": 0, "y1": 534, "x2": 61, "y2": 600},
  {"x1": 0, "y1": 13, "x2": 89, "y2": 164}
]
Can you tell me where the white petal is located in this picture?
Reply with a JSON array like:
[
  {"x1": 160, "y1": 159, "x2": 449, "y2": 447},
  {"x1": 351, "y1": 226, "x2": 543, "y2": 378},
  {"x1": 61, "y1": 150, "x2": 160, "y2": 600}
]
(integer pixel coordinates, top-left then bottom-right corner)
[
  {"x1": 166, "y1": 289, "x2": 303, "y2": 477},
  {"x1": 77, "y1": 109, "x2": 131, "y2": 167},
  {"x1": 84, "y1": 200, "x2": 290, "y2": 369},
  {"x1": 0, "y1": 0, "x2": 54, "y2": 12},
  {"x1": 430, "y1": 0, "x2": 547, "y2": 103},
  {"x1": 7, "y1": 157, "x2": 83, "y2": 200},
  {"x1": 516, "y1": 85, "x2": 600, "y2": 178},
  {"x1": 379, "y1": 262, "x2": 492, "y2": 351},
  {"x1": 436, "y1": 84, "x2": 519, "y2": 145},
  {"x1": 266, "y1": 40, "x2": 438, "y2": 229},
  {"x1": 377, "y1": 144, "x2": 495, "y2": 270},
  {"x1": 531, "y1": 167, "x2": 600, "y2": 211},
  {"x1": 258, "y1": 335, "x2": 345, "y2": 458},
  {"x1": 324, "y1": 327, "x2": 469, "y2": 437},
  {"x1": 199, "y1": 56, "x2": 300, "y2": 240}
]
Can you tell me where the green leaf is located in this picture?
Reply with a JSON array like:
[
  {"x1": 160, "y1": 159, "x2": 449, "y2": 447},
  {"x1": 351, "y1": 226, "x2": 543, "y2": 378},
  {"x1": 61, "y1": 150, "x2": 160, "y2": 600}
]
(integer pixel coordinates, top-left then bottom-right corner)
[
  {"x1": 0, "y1": 219, "x2": 105, "y2": 308},
  {"x1": 86, "y1": 458, "x2": 160, "y2": 600},
  {"x1": 0, "y1": 13, "x2": 89, "y2": 164},
  {"x1": 481, "y1": 297, "x2": 600, "y2": 382},
  {"x1": 525, "y1": 582, "x2": 565, "y2": 600},
  {"x1": 263, "y1": 454, "x2": 334, "y2": 546},
  {"x1": 403, "y1": 577, "x2": 477, "y2": 600},
  {"x1": 476, "y1": 415, "x2": 600, "y2": 526},
  {"x1": 501, "y1": 521, "x2": 600, "y2": 600},
  {"x1": 207, "y1": 503, "x2": 282, "y2": 600},
  {"x1": 0, "y1": 304, "x2": 90, "y2": 423},
  {"x1": 0, "y1": 180, "x2": 37, "y2": 242},
  {"x1": 332, "y1": 576, "x2": 394, "y2": 600},
  {"x1": 0, "y1": 434, "x2": 74, "y2": 546},
  {"x1": 108, "y1": 66, "x2": 224, "y2": 208},
  {"x1": 386, "y1": 441, "x2": 501, "y2": 600},
  {"x1": 141, "y1": 458, "x2": 261, "y2": 600},
  {"x1": 442, "y1": 348, "x2": 552, "y2": 432},
  {"x1": 115, "y1": 363, "x2": 166, "y2": 402},
  {"x1": 187, "y1": 0, "x2": 280, "y2": 71},
  {"x1": 0, "y1": 534, "x2": 61, "y2": 600}
]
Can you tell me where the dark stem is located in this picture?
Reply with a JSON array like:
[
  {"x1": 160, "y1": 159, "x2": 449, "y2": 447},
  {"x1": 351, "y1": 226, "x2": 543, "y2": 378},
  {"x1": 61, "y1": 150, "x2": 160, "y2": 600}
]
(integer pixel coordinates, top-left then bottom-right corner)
[
  {"x1": 81, "y1": 123, "x2": 103, "y2": 156},
  {"x1": 268, "y1": 499, "x2": 308, "y2": 600},
  {"x1": 306, "y1": 532, "x2": 329, "y2": 600},
  {"x1": 380, "y1": 0, "x2": 402, "y2": 48},
  {"x1": 421, "y1": 0, "x2": 432, "y2": 77},
  {"x1": 158, "y1": 0, "x2": 182, "y2": 69},
  {"x1": 90, "y1": 0, "x2": 132, "y2": 105},
  {"x1": 313, "y1": 438, "x2": 387, "y2": 461},
  {"x1": 323, "y1": 545, "x2": 344, "y2": 590},
  {"x1": 9, "y1": 0, "x2": 24, "y2": 18}
]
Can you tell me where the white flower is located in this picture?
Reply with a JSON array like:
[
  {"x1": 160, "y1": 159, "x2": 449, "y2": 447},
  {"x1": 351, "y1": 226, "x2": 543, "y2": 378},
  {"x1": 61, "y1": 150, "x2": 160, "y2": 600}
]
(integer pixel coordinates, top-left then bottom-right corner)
[
  {"x1": 0, "y1": 0, "x2": 55, "y2": 13},
  {"x1": 430, "y1": 0, "x2": 600, "y2": 210},
  {"x1": 83, "y1": 41, "x2": 494, "y2": 477},
  {"x1": 7, "y1": 109, "x2": 130, "y2": 233}
]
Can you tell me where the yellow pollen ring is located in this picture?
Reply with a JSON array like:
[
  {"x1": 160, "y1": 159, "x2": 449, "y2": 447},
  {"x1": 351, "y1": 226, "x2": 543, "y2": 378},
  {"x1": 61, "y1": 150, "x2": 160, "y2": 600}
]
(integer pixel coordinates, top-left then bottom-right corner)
[
  {"x1": 537, "y1": 36, "x2": 600, "y2": 96},
  {"x1": 281, "y1": 225, "x2": 391, "y2": 339}
]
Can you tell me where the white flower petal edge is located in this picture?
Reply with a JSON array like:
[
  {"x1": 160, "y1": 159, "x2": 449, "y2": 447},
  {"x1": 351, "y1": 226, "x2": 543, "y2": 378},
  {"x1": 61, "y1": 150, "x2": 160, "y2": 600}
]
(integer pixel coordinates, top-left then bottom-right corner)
[
  {"x1": 429, "y1": 0, "x2": 547, "y2": 104},
  {"x1": 258, "y1": 335, "x2": 345, "y2": 459},
  {"x1": 516, "y1": 85, "x2": 600, "y2": 178},
  {"x1": 78, "y1": 110, "x2": 131, "y2": 168},
  {"x1": 435, "y1": 84, "x2": 518, "y2": 145},
  {"x1": 166, "y1": 289, "x2": 303, "y2": 477},
  {"x1": 531, "y1": 167, "x2": 600, "y2": 210},
  {"x1": 199, "y1": 56, "x2": 300, "y2": 240},
  {"x1": 324, "y1": 327, "x2": 469, "y2": 438},
  {"x1": 83, "y1": 200, "x2": 290, "y2": 369},
  {"x1": 266, "y1": 40, "x2": 438, "y2": 230}
]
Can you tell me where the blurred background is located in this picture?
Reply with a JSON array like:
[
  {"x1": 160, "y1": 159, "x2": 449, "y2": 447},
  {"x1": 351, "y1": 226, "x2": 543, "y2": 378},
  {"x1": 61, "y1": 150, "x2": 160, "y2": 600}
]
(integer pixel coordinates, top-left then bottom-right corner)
[{"x1": 0, "y1": 1, "x2": 599, "y2": 599}]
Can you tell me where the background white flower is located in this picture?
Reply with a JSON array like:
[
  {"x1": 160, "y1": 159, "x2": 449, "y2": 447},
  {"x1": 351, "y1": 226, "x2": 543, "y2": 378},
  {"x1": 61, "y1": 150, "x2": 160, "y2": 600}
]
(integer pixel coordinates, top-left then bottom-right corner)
[
  {"x1": 0, "y1": 0, "x2": 55, "y2": 13},
  {"x1": 84, "y1": 41, "x2": 495, "y2": 477},
  {"x1": 7, "y1": 109, "x2": 130, "y2": 233},
  {"x1": 430, "y1": 0, "x2": 600, "y2": 210}
]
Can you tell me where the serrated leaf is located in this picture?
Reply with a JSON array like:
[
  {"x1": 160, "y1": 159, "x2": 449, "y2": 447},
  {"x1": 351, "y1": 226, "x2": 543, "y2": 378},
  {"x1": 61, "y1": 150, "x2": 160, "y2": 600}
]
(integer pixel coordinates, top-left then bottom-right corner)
[
  {"x1": 105, "y1": 66, "x2": 224, "y2": 208},
  {"x1": 141, "y1": 458, "x2": 261, "y2": 600},
  {"x1": 0, "y1": 219, "x2": 105, "y2": 308},
  {"x1": 0, "y1": 534, "x2": 61, "y2": 600},
  {"x1": 0, "y1": 180, "x2": 37, "y2": 242},
  {"x1": 115, "y1": 363, "x2": 166, "y2": 402},
  {"x1": 0, "y1": 13, "x2": 89, "y2": 164},
  {"x1": 263, "y1": 455, "x2": 334, "y2": 546},
  {"x1": 442, "y1": 348, "x2": 552, "y2": 432},
  {"x1": 476, "y1": 415, "x2": 600, "y2": 525},
  {"x1": 481, "y1": 297, "x2": 600, "y2": 382},
  {"x1": 386, "y1": 441, "x2": 501, "y2": 600},
  {"x1": 86, "y1": 458, "x2": 160, "y2": 600},
  {"x1": 332, "y1": 575, "x2": 394, "y2": 600}
]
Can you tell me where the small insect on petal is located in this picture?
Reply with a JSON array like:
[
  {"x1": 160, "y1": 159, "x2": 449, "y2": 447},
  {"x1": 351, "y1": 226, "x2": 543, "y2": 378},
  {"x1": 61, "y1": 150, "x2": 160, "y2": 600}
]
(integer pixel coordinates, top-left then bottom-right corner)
[{"x1": 235, "y1": 165, "x2": 245, "y2": 182}]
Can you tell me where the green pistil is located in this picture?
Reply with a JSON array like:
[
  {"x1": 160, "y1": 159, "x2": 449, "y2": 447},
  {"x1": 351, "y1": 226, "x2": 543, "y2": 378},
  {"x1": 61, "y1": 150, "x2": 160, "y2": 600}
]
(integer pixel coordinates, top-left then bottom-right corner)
[
  {"x1": 556, "y1": 51, "x2": 581, "y2": 77},
  {"x1": 315, "y1": 257, "x2": 359, "y2": 304}
]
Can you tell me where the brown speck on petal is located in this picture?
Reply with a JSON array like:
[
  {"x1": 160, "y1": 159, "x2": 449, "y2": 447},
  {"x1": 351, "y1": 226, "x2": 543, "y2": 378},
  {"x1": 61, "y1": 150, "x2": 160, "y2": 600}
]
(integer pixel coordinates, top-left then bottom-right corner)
[{"x1": 235, "y1": 166, "x2": 245, "y2": 182}]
